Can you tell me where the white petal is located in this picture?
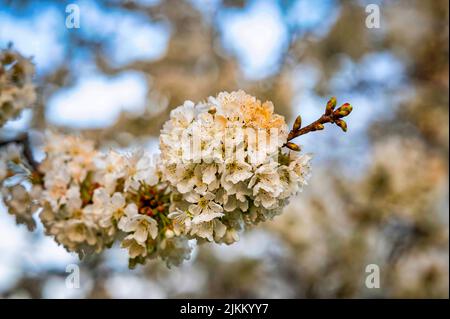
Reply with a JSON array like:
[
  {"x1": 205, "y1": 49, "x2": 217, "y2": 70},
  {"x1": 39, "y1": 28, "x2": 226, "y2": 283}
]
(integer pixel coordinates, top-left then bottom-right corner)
[
  {"x1": 213, "y1": 220, "x2": 227, "y2": 240},
  {"x1": 209, "y1": 201, "x2": 224, "y2": 213},
  {"x1": 111, "y1": 192, "x2": 125, "y2": 209},
  {"x1": 134, "y1": 224, "x2": 148, "y2": 243},
  {"x1": 202, "y1": 165, "x2": 217, "y2": 184},
  {"x1": 184, "y1": 192, "x2": 200, "y2": 203},
  {"x1": 188, "y1": 204, "x2": 202, "y2": 216},
  {"x1": 125, "y1": 203, "x2": 138, "y2": 217},
  {"x1": 147, "y1": 218, "x2": 158, "y2": 239},
  {"x1": 192, "y1": 211, "x2": 224, "y2": 224}
]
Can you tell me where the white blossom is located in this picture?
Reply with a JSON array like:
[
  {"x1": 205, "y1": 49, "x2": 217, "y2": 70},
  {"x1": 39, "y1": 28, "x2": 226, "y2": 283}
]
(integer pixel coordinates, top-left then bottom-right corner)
[
  {"x1": 162, "y1": 91, "x2": 312, "y2": 245},
  {"x1": 118, "y1": 203, "x2": 159, "y2": 243}
]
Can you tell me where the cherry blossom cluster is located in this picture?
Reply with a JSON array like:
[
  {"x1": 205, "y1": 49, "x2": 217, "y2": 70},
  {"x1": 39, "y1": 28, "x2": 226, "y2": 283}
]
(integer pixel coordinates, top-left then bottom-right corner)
[
  {"x1": 0, "y1": 132, "x2": 193, "y2": 268},
  {"x1": 0, "y1": 48, "x2": 36, "y2": 127},
  {"x1": 37, "y1": 133, "x2": 192, "y2": 267},
  {"x1": 160, "y1": 90, "x2": 312, "y2": 244},
  {"x1": 1, "y1": 91, "x2": 318, "y2": 268}
]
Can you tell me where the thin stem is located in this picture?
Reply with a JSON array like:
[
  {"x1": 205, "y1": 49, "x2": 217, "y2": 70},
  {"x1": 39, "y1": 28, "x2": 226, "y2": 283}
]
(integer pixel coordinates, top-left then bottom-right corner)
[
  {"x1": 283, "y1": 97, "x2": 352, "y2": 150},
  {"x1": 287, "y1": 114, "x2": 334, "y2": 141}
]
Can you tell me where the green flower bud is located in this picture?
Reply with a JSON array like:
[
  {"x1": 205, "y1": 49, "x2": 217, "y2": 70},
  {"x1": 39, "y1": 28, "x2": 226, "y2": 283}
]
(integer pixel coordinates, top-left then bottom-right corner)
[
  {"x1": 325, "y1": 97, "x2": 337, "y2": 115},
  {"x1": 335, "y1": 119, "x2": 348, "y2": 132},
  {"x1": 293, "y1": 115, "x2": 302, "y2": 131},
  {"x1": 334, "y1": 103, "x2": 353, "y2": 118},
  {"x1": 315, "y1": 123, "x2": 325, "y2": 130},
  {"x1": 285, "y1": 142, "x2": 301, "y2": 151}
]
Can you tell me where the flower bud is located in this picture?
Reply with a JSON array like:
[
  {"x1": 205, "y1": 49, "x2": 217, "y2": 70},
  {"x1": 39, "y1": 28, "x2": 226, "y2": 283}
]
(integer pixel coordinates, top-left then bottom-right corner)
[
  {"x1": 335, "y1": 119, "x2": 348, "y2": 132},
  {"x1": 334, "y1": 103, "x2": 352, "y2": 118},
  {"x1": 293, "y1": 115, "x2": 302, "y2": 131},
  {"x1": 165, "y1": 229, "x2": 175, "y2": 239},
  {"x1": 325, "y1": 97, "x2": 337, "y2": 115},
  {"x1": 285, "y1": 142, "x2": 301, "y2": 151},
  {"x1": 315, "y1": 123, "x2": 325, "y2": 131}
]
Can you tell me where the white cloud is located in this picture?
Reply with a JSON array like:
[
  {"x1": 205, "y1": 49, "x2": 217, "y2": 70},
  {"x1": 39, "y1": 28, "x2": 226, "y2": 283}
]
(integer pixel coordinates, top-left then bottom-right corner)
[
  {"x1": 46, "y1": 71, "x2": 149, "y2": 128},
  {"x1": 78, "y1": 0, "x2": 169, "y2": 66},
  {"x1": 0, "y1": 7, "x2": 65, "y2": 73},
  {"x1": 219, "y1": 0, "x2": 288, "y2": 79}
]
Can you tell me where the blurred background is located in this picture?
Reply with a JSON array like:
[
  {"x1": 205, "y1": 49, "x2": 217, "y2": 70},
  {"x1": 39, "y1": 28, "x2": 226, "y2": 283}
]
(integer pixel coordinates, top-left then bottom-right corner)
[{"x1": 0, "y1": 0, "x2": 448, "y2": 298}]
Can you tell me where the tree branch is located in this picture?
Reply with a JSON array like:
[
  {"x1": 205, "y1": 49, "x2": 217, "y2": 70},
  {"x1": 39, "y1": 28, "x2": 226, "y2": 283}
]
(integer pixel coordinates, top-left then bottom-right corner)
[{"x1": 284, "y1": 97, "x2": 353, "y2": 151}]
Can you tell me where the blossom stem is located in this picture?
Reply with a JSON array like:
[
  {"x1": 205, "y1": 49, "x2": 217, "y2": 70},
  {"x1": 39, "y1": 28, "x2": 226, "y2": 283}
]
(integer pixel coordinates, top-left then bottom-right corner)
[
  {"x1": 286, "y1": 114, "x2": 333, "y2": 141},
  {"x1": 284, "y1": 97, "x2": 353, "y2": 150}
]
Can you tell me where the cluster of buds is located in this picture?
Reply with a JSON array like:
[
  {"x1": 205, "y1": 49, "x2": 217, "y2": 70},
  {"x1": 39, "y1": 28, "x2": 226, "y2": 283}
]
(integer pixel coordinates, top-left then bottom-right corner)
[{"x1": 285, "y1": 97, "x2": 353, "y2": 151}]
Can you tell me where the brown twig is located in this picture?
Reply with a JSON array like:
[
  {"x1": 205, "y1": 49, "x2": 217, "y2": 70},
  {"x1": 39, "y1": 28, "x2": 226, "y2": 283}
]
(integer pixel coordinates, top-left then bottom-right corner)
[{"x1": 284, "y1": 97, "x2": 353, "y2": 151}]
